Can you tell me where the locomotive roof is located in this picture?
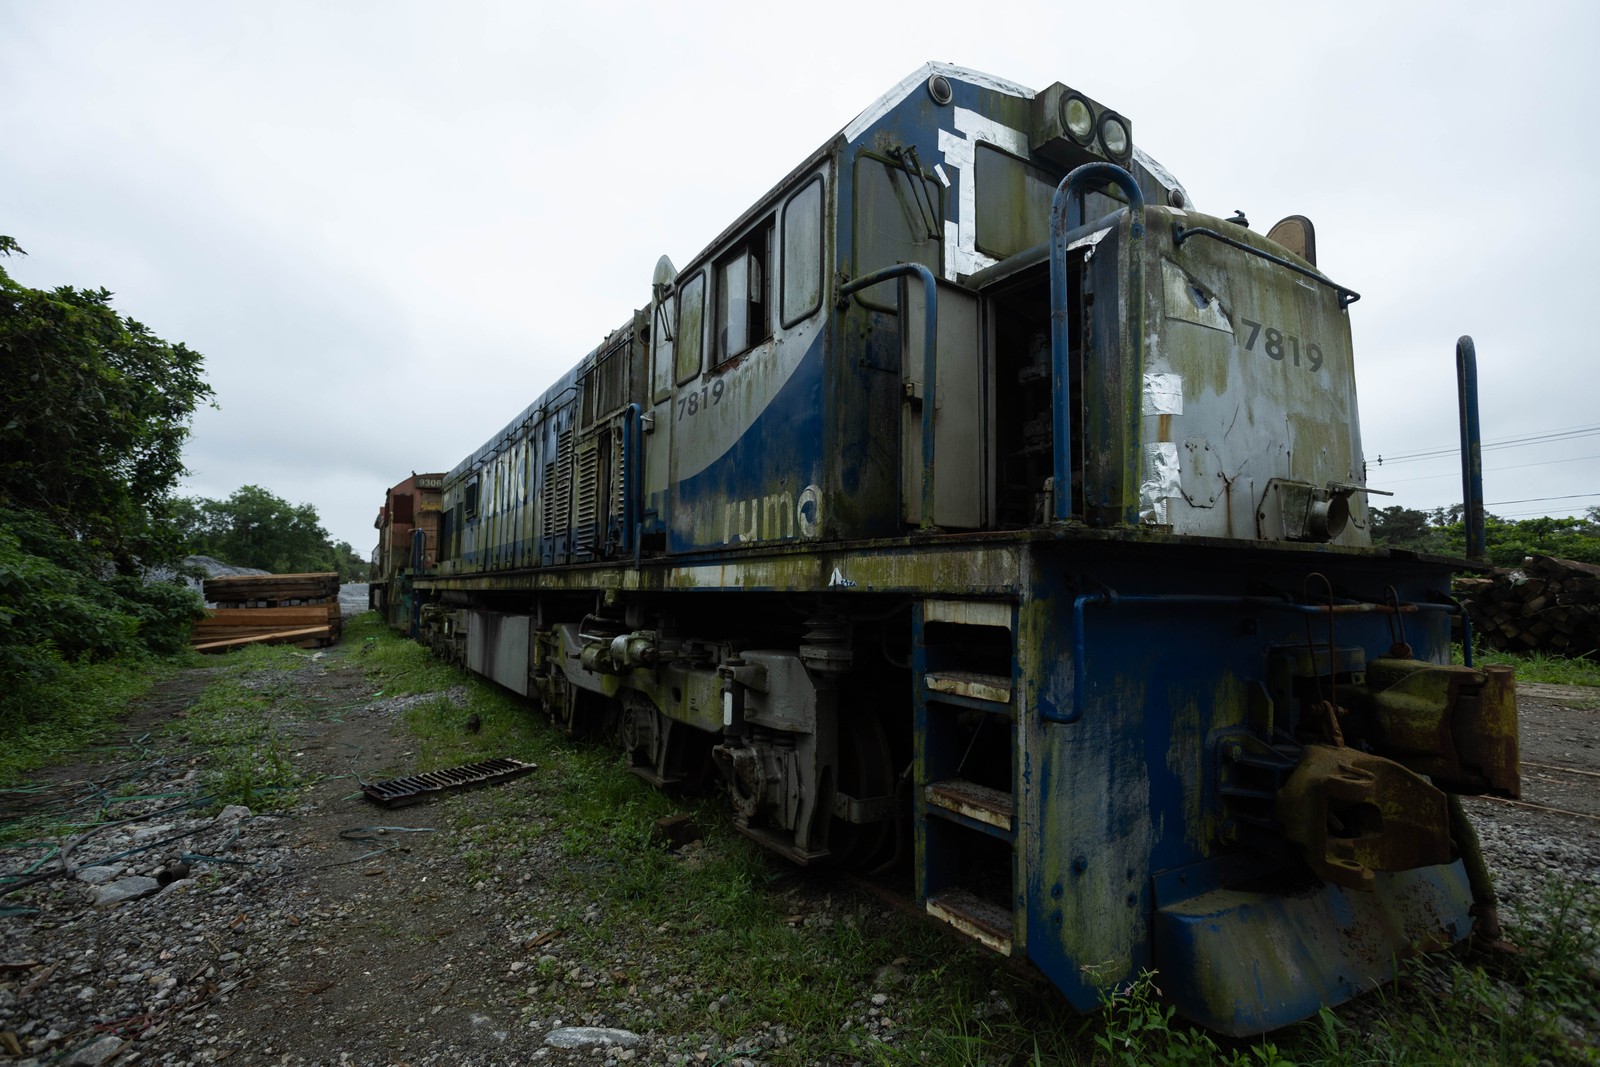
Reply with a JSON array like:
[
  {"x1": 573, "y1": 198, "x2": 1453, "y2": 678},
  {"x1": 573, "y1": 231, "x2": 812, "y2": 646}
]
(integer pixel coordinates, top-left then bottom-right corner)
[
  {"x1": 679, "y1": 62, "x2": 1186, "y2": 278},
  {"x1": 842, "y1": 61, "x2": 1038, "y2": 141},
  {"x1": 680, "y1": 64, "x2": 1033, "y2": 276},
  {"x1": 445, "y1": 63, "x2": 1188, "y2": 484}
]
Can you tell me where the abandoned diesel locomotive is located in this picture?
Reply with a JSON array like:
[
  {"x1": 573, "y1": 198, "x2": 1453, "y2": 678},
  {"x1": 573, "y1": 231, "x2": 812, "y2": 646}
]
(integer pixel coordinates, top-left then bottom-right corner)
[{"x1": 373, "y1": 64, "x2": 1518, "y2": 1034}]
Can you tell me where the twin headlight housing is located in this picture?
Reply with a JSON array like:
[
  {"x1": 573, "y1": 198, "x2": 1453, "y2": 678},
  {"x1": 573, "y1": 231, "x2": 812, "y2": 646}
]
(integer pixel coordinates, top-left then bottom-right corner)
[
  {"x1": 1031, "y1": 83, "x2": 1133, "y2": 169},
  {"x1": 1062, "y1": 92, "x2": 1130, "y2": 159}
]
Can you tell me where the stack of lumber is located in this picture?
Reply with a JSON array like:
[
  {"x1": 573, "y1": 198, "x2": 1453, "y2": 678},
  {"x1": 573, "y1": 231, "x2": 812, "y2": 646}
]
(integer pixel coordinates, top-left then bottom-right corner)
[
  {"x1": 203, "y1": 572, "x2": 340, "y2": 606},
  {"x1": 191, "y1": 572, "x2": 342, "y2": 653},
  {"x1": 1456, "y1": 555, "x2": 1600, "y2": 659}
]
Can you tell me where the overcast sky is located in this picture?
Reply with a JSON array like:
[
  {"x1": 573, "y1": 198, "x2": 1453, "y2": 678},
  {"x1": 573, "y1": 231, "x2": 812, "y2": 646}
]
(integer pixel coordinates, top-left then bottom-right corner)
[{"x1": 3, "y1": 1, "x2": 1596, "y2": 553}]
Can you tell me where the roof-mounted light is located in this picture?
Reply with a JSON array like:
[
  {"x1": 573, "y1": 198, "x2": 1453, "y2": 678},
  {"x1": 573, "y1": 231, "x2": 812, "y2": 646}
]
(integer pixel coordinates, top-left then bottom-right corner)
[
  {"x1": 927, "y1": 74, "x2": 953, "y2": 106},
  {"x1": 1030, "y1": 83, "x2": 1132, "y2": 171},
  {"x1": 1098, "y1": 111, "x2": 1131, "y2": 160},
  {"x1": 1060, "y1": 93, "x2": 1095, "y2": 144}
]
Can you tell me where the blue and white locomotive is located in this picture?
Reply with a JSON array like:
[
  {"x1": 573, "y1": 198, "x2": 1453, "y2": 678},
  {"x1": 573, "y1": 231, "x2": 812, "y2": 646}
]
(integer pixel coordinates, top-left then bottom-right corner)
[{"x1": 391, "y1": 63, "x2": 1519, "y2": 1034}]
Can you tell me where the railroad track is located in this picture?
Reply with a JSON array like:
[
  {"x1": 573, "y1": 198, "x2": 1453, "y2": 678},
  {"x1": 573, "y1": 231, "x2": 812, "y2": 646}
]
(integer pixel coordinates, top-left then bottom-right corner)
[
  {"x1": 1521, "y1": 759, "x2": 1600, "y2": 781},
  {"x1": 1476, "y1": 794, "x2": 1600, "y2": 824},
  {"x1": 1469, "y1": 759, "x2": 1600, "y2": 823}
]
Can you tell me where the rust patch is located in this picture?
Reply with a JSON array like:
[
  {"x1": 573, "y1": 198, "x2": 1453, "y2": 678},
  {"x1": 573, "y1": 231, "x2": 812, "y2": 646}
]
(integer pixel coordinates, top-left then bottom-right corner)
[
  {"x1": 925, "y1": 670, "x2": 1012, "y2": 703},
  {"x1": 925, "y1": 779, "x2": 1014, "y2": 831},
  {"x1": 926, "y1": 889, "x2": 1013, "y2": 956}
]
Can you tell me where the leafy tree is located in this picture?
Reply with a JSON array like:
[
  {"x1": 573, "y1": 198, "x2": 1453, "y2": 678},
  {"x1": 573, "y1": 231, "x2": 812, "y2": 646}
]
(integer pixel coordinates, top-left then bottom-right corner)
[
  {"x1": 1371, "y1": 501, "x2": 1600, "y2": 567},
  {"x1": 178, "y1": 484, "x2": 367, "y2": 581},
  {"x1": 0, "y1": 237, "x2": 210, "y2": 748},
  {"x1": 1475, "y1": 512, "x2": 1600, "y2": 567},
  {"x1": 0, "y1": 507, "x2": 200, "y2": 668},
  {"x1": 1370, "y1": 506, "x2": 1440, "y2": 551},
  {"x1": 328, "y1": 539, "x2": 367, "y2": 583},
  {"x1": 0, "y1": 237, "x2": 213, "y2": 571}
]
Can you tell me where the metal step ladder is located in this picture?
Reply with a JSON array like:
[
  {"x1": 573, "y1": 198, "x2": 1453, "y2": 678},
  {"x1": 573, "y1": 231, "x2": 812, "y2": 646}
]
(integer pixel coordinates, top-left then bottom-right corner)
[{"x1": 913, "y1": 600, "x2": 1018, "y2": 957}]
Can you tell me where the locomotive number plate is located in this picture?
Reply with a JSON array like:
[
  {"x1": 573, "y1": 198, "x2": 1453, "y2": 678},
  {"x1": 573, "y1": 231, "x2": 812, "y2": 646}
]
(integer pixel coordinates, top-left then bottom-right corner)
[{"x1": 1240, "y1": 318, "x2": 1324, "y2": 373}]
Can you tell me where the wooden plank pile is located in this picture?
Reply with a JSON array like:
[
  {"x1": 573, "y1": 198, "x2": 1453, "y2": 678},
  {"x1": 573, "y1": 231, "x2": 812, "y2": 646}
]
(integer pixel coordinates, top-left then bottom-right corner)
[
  {"x1": 191, "y1": 572, "x2": 343, "y2": 653},
  {"x1": 1456, "y1": 555, "x2": 1600, "y2": 659}
]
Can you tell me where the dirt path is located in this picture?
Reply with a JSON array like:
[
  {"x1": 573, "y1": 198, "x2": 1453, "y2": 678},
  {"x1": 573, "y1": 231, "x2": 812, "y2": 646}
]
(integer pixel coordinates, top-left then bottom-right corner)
[{"x1": 0, "y1": 647, "x2": 587, "y2": 1066}]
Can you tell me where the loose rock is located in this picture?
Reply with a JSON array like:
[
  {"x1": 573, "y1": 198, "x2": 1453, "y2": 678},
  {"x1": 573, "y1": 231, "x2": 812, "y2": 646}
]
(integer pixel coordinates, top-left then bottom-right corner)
[
  {"x1": 90, "y1": 876, "x2": 160, "y2": 907},
  {"x1": 543, "y1": 1026, "x2": 642, "y2": 1049},
  {"x1": 60, "y1": 1034, "x2": 124, "y2": 1066}
]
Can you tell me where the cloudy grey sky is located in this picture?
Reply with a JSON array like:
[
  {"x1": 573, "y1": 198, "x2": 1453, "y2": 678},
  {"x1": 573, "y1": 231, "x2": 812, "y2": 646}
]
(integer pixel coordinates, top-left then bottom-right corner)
[{"x1": 3, "y1": 1, "x2": 1596, "y2": 552}]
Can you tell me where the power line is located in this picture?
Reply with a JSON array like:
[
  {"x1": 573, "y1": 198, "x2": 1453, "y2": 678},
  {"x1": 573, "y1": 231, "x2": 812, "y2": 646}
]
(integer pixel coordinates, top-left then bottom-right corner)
[
  {"x1": 1370, "y1": 423, "x2": 1600, "y2": 465},
  {"x1": 1483, "y1": 492, "x2": 1600, "y2": 506},
  {"x1": 1373, "y1": 452, "x2": 1600, "y2": 486}
]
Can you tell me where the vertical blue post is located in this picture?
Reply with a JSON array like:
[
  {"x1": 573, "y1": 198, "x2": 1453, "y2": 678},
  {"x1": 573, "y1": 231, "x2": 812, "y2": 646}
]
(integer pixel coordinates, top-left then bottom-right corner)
[{"x1": 1456, "y1": 336, "x2": 1486, "y2": 561}]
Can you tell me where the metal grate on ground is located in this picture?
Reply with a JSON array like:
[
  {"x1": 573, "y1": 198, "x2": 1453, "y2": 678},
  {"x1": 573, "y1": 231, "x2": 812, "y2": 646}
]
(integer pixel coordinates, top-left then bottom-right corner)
[{"x1": 361, "y1": 758, "x2": 537, "y2": 808}]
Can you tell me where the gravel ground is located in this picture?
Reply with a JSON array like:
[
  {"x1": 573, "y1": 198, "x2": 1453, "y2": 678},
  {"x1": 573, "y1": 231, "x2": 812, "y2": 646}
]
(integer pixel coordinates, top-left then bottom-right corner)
[
  {"x1": 1, "y1": 655, "x2": 1596, "y2": 1066},
  {"x1": 337, "y1": 586, "x2": 369, "y2": 619},
  {"x1": 1461, "y1": 682, "x2": 1600, "y2": 935}
]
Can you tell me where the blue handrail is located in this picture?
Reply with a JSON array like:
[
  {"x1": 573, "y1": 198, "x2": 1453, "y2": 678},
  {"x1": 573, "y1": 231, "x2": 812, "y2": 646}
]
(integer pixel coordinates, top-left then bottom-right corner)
[
  {"x1": 1049, "y1": 163, "x2": 1145, "y2": 523},
  {"x1": 621, "y1": 402, "x2": 642, "y2": 557}
]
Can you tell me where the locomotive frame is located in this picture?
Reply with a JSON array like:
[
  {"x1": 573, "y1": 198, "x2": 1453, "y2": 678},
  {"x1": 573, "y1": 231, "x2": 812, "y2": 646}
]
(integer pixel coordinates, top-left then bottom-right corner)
[{"x1": 377, "y1": 63, "x2": 1518, "y2": 1035}]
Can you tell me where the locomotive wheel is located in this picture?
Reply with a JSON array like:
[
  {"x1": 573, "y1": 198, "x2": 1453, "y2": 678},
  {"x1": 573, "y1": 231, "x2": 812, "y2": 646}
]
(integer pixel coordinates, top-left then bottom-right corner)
[
  {"x1": 554, "y1": 678, "x2": 600, "y2": 739},
  {"x1": 830, "y1": 711, "x2": 895, "y2": 870},
  {"x1": 617, "y1": 699, "x2": 664, "y2": 772}
]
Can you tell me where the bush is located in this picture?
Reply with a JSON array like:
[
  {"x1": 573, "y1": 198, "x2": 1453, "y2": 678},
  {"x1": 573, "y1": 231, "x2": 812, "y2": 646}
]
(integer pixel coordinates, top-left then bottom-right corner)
[{"x1": 0, "y1": 506, "x2": 203, "y2": 745}]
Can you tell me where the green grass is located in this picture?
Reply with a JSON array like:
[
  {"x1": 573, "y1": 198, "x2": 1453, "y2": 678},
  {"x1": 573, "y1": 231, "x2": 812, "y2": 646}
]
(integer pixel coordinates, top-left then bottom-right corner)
[
  {"x1": 177, "y1": 672, "x2": 304, "y2": 810},
  {"x1": 1467, "y1": 645, "x2": 1600, "y2": 688},
  {"x1": 351, "y1": 622, "x2": 1070, "y2": 1063},
  {"x1": 0, "y1": 657, "x2": 170, "y2": 785},
  {"x1": 204, "y1": 639, "x2": 309, "y2": 674},
  {"x1": 344, "y1": 611, "x2": 464, "y2": 695},
  {"x1": 352, "y1": 621, "x2": 1600, "y2": 1066},
  {"x1": 1309, "y1": 881, "x2": 1600, "y2": 1065}
]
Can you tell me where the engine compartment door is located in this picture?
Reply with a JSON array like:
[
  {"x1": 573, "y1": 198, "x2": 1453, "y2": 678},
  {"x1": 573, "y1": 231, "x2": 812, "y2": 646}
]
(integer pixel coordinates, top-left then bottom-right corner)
[{"x1": 900, "y1": 280, "x2": 990, "y2": 528}]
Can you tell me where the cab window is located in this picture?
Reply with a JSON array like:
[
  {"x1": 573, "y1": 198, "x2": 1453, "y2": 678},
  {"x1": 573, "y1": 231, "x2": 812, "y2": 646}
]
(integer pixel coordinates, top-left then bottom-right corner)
[
  {"x1": 715, "y1": 221, "x2": 774, "y2": 364},
  {"x1": 974, "y1": 143, "x2": 1054, "y2": 259},
  {"x1": 674, "y1": 271, "x2": 705, "y2": 385},
  {"x1": 852, "y1": 151, "x2": 941, "y2": 310},
  {"x1": 781, "y1": 178, "x2": 823, "y2": 326}
]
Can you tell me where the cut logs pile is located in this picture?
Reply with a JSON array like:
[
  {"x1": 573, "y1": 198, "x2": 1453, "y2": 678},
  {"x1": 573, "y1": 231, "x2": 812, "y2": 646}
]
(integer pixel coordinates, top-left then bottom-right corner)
[
  {"x1": 1456, "y1": 555, "x2": 1600, "y2": 659},
  {"x1": 190, "y1": 572, "x2": 343, "y2": 653}
]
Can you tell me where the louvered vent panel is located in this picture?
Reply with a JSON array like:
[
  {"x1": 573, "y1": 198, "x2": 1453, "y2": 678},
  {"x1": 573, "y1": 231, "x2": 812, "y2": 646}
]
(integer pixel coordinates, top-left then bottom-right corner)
[
  {"x1": 573, "y1": 445, "x2": 600, "y2": 556},
  {"x1": 542, "y1": 429, "x2": 574, "y2": 540},
  {"x1": 541, "y1": 463, "x2": 558, "y2": 538}
]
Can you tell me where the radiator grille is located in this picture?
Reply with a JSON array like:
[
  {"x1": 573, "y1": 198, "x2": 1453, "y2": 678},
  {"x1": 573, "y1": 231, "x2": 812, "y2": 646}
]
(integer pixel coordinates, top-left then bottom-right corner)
[
  {"x1": 542, "y1": 429, "x2": 573, "y2": 539},
  {"x1": 574, "y1": 444, "x2": 600, "y2": 555}
]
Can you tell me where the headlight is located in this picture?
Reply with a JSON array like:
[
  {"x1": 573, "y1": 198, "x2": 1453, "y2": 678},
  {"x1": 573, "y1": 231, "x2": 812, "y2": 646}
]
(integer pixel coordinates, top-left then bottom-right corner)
[
  {"x1": 1060, "y1": 93, "x2": 1095, "y2": 144},
  {"x1": 1098, "y1": 111, "x2": 1131, "y2": 159}
]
